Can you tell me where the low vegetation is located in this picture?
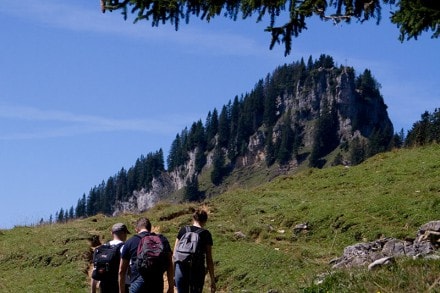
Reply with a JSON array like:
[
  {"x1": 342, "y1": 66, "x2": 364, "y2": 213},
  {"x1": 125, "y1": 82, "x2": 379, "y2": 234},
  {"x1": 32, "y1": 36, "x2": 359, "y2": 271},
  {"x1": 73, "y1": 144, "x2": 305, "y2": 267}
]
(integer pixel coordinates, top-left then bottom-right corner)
[{"x1": 1, "y1": 145, "x2": 439, "y2": 292}]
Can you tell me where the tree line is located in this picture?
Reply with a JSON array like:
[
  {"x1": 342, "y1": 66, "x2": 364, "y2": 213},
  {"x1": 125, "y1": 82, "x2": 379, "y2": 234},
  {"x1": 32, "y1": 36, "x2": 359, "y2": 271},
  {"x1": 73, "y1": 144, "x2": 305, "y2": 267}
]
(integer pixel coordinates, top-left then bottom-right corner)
[
  {"x1": 405, "y1": 109, "x2": 440, "y2": 147},
  {"x1": 53, "y1": 150, "x2": 164, "y2": 223}
]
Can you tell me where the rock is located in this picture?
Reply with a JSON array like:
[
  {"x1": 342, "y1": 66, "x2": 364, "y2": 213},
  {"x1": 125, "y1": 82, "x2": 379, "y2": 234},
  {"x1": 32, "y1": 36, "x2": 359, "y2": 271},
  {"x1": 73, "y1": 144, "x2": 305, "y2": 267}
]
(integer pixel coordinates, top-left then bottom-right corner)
[
  {"x1": 234, "y1": 231, "x2": 246, "y2": 240},
  {"x1": 293, "y1": 222, "x2": 309, "y2": 234},
  {"x1": 331, "y1": 221, "x2": 440, "y2": 269},
  {"x1": 368, "y1": 256, "x2": 395, "y2": 270}
]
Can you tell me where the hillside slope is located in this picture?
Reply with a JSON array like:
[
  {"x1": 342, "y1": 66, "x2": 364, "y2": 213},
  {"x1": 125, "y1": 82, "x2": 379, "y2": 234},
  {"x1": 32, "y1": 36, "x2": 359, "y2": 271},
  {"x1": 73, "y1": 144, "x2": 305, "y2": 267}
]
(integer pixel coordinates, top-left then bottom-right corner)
[{"x1": 1, "y1": 145, "x2": 439, "y2": 292}]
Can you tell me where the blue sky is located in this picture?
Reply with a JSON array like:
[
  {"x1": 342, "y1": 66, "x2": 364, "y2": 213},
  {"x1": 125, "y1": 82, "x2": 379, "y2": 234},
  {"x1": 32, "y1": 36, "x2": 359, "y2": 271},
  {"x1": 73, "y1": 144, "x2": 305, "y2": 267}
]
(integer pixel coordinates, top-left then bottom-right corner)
[{"x1": 0, "y1": 1, "x2": 438, "y2": 229}]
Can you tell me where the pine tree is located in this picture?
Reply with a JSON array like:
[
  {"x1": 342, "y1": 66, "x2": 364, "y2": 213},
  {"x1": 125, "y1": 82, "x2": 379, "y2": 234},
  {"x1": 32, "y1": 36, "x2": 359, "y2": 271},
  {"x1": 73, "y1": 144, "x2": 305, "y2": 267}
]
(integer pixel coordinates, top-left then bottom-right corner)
[
  {"x1": 167, "y1": 134, "x2": 182, "y2": 171},
  {"x1": 103, "y1": 177, "x2": 115, "y2": 214},
  {"x1": 277, "y1": 113, "x2": 295, "y2": 165},
  {"x1": 265, "y1": 128, "x2": 276, "y2": 167},
  {"x1": 218, "y1": 104, "x2": 230, "y2": 148},
  {"x1": 391, "y1": 128, "x2": 405, "y2": 148},
  {"x1": 184, "y1": 175, "x2": 202, "y2": 202},
  {"x1": 86, "y1": 188, "x2": 98, "y2": 216},
  {"x1": 115, "y1": 168, "x2": 128, "y2": 201},
  {"x1": 195, "y1": 147, "x2": 207, "y2": 174},
  {"x1": 406, "y1": 111, "x2": 430, "y2": 146},
  {"x1": 205, "y1": 109, "x2": 219, "y2": 151},
  {"x1": 75, "y1": 193, "x2": 87, "y2": 218},
  {"x1": 317, "y1": 54, "x2": 334, "y2": 68},
  {"x1": 263, "y1": 74, "x2": 277, "y2": 126},
  {"x1": 309, "y1": 100, "x2": 339, "y2": 167},
  {"x1": 57, "y1": 208, "x2": 65, "y2": 223},
  {"x1": 211, "y1": 147, "x2": 226, "y2": 185},
  {"x1": 367, "y1": 124, "x2": 393, "y2": 157},
  {"x1": 349, "y1": 137, "x2": 366, "y2": 165},
  {"x1": 68, "y1": 206, "x2": 74, "y2": 220},
  {"x1": 307, "y1": 55, "x2": 314, "y2": 70},
  {"x1": 228, "y1": 96, "x2": 241, "y2": 160}
]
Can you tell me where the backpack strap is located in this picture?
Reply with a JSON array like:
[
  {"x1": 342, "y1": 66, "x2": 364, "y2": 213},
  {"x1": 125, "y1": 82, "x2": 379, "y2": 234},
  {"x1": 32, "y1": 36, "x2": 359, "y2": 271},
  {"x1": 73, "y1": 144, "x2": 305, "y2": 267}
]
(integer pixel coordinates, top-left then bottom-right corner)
[{"x1": 185, "y1": 226, "x2": 203, "y2": 234}]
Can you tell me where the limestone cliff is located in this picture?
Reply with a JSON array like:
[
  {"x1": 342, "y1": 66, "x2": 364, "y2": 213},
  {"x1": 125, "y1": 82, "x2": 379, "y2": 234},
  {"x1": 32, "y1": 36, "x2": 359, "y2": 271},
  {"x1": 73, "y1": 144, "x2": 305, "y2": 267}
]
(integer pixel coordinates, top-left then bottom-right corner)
[{"x1": 113, "y1": 59, "x2": 393, "y2": 215}]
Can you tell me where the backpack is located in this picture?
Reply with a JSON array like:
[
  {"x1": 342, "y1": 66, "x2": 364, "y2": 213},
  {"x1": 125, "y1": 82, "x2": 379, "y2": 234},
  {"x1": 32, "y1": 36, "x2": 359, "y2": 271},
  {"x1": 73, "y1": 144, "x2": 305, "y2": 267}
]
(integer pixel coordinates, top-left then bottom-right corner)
[
  {"x1": 173, "y1": 226, "x2": 203, "y2": 263},
  {"x1": 136, "y1": 233, "x2": 168, "y2": 276},
  {"x1": 92, "y1": 242, "x2": 123, "y2": 281}
]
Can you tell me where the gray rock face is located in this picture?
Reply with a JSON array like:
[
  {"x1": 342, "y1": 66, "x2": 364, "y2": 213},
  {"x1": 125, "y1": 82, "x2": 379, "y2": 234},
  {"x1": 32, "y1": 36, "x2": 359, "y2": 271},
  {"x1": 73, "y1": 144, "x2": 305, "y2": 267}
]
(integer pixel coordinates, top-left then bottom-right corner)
[{"x1": 330, "y1": 221, "x2": 440, "y2": 269}]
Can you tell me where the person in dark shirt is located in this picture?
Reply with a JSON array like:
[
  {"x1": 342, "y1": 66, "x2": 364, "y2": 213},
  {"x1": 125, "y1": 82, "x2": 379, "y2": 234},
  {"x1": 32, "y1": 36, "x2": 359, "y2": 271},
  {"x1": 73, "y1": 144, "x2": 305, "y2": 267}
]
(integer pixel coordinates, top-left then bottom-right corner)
[
  {"x1": 174, "y1": 209, "x2": 216, "y2": 293},
  {"x1": 119, "y1": 217, "x2": 173, "y2": 293}
]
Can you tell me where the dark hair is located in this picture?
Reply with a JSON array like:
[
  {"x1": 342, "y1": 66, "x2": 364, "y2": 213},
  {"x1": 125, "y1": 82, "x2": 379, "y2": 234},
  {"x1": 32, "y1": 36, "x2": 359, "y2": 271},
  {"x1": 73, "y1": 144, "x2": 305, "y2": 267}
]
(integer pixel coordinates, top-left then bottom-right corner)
[
  {"x1": 193, "y1": 209, "x2": 208, "y2": 224},
  {"x1": 135, "y1": 217, "x2": 152, "y2": 231}
]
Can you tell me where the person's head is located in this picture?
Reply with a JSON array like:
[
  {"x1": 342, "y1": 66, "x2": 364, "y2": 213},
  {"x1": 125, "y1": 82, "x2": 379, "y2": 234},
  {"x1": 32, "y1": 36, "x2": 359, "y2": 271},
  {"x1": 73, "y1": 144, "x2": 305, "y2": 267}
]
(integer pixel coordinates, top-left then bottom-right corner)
[
  {"x1": 111, "y1": 222, "x2": 130, "y2": 241},
  {"x1": 135, "y1": 217, "x2": 152, "y2": 233},
  {"x1": 193, "y1": 208, "x2": 208, "y2": 226}
]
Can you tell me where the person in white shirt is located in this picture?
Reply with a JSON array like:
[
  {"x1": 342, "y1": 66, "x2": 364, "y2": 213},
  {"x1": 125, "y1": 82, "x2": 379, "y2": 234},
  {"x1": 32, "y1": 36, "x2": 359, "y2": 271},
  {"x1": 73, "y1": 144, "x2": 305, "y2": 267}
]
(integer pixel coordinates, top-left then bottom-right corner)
[{"x1": 91, "y1": 222, "x2": 130, "y2": 293}]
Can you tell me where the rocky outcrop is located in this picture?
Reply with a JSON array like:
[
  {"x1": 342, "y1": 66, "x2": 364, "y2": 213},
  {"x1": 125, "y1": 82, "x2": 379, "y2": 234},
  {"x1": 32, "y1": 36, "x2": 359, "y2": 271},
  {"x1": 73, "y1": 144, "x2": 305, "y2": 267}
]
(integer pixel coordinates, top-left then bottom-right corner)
[
  {"x1": 275, "y1": 67, "x2": 392, "y2": 148},
  {"x1": 330, "y1": 221, "x2": 440, "y2": 269},
  {"x1": 115, "y1": 63, "x2": 394, "y2": 214},
  {"x1": 113, "y1": 173, "x2": 176, "y2": 214}
]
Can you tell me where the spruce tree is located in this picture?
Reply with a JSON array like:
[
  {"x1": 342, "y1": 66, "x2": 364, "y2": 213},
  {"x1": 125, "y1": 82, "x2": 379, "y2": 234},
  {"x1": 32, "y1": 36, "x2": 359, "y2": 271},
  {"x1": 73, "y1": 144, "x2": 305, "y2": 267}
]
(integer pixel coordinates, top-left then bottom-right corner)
[
  {"x1": 265, "y1": 128, "x2": 276, "y2": 167},
  {"x1": 309, "y1": 100, "x2": 339, "y2": 167},
  {"x1": 184, "y1": 175, "x2": 202, "y2": 202},
  {"x1": 57, "y1": 208, "x2": 64, "y2": 223},
  {"x1": 349, "y1": 137, "x2": 366, "y2": 165},
  {"x1": 205, "y1": 108, "x2": 219, "y2": 151},
  {"x1": 263, "y1": 74, "x2": 277, "y2": 126},
  {"x1": 75, "y1": 194, "x2": 86, "y2": 218},
  {"x1": 211, "y1": 147, "x2": 226, "y2": 185},
  {"x1": 277, "y1": 113, "x2": 295, "y2": 165},
  {"x1": 218, "y1": 104, "x2": 230, "y2": 148},
  {"x1": 167, "y1": 134, "x2": 183, "y2": 171}
]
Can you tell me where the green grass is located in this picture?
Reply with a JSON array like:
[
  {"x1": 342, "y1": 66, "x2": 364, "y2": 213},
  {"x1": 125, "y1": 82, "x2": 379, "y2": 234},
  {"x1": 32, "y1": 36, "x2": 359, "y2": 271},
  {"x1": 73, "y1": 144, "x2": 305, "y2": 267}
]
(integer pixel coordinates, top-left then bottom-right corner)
[{"x1": 1, "y1": 145, "x2": 440, "y2": 292}]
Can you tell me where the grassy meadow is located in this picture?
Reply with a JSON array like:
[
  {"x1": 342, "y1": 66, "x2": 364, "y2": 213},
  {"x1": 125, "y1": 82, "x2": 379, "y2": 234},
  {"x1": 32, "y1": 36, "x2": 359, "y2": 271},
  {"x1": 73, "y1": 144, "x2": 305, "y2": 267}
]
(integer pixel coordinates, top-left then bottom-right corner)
[{"x1": 1, "y1": 145, "x2": 440, "y2": 292}]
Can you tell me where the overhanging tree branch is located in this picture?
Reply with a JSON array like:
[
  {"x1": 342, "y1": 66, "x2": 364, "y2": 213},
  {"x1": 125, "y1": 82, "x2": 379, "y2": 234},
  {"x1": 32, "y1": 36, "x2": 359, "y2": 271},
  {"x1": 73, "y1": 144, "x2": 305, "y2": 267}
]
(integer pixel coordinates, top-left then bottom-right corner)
[{"x1": 100, "y1": 0, "x2": 439, "y2": 55}]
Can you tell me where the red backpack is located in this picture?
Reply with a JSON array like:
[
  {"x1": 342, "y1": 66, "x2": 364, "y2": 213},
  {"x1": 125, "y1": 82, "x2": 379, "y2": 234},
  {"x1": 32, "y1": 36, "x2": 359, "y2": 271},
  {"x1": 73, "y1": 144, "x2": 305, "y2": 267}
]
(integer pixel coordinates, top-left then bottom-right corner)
[{"x1": 136, "y1": 233, "x2": 168, "y2": 276}]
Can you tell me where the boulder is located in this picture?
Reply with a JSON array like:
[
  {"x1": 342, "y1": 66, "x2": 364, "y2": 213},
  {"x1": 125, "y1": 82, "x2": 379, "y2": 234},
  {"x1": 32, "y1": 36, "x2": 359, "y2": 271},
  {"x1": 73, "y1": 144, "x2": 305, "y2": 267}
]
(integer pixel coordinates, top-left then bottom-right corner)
[{"x1": 330, "y1": 221, "x2": 440, "y2": 269}]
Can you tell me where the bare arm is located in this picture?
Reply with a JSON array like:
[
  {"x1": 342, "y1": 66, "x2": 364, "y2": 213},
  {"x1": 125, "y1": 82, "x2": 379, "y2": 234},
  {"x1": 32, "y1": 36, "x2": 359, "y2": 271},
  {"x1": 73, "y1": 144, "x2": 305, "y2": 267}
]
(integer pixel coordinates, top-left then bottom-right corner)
[
  {"x1": 206, "y1": 245, "x2": 216, "y2": 292},
  {"x1": 166, "y1": 252, "x2": 174, "y2": 293},
  {"x1": 173, "y1": 238, "x2": 179, "y2": 252},
  {"x1": 119, "y1": 258, "x2": 129, "y2": 293},
  {"x1": 90, "y1": 278, "x2": 98, "y2": 293},
  {"x1": 171, "y1": 238, "x2": 179, "y2": 290}
]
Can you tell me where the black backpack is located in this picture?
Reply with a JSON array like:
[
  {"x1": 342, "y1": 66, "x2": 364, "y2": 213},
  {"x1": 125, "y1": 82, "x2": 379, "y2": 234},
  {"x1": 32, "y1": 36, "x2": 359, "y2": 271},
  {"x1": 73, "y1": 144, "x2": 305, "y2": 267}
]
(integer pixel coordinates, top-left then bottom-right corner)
[
  {"x1": 173, "y1": 226, "x2": 203, "y2": 263},
  {"x1": 92, "y1": 242, "x2": 123, "y2": 281},
  {"x1": 136, "y1": 233, "x2": 168, "y2": 276}
]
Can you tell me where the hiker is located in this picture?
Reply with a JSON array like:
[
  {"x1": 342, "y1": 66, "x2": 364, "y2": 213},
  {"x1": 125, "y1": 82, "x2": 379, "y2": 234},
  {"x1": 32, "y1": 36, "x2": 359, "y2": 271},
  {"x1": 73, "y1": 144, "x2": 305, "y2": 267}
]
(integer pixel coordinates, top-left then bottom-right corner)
[
  {"x1": 173, "y1": 209, "x2": 216, "y2": 293},
  {"x1": 91, "y1": 222, "x2": 130, "y2": 293},
  {"x1": 119, "y1": 217, "x2": 174, "y2": 293}
]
